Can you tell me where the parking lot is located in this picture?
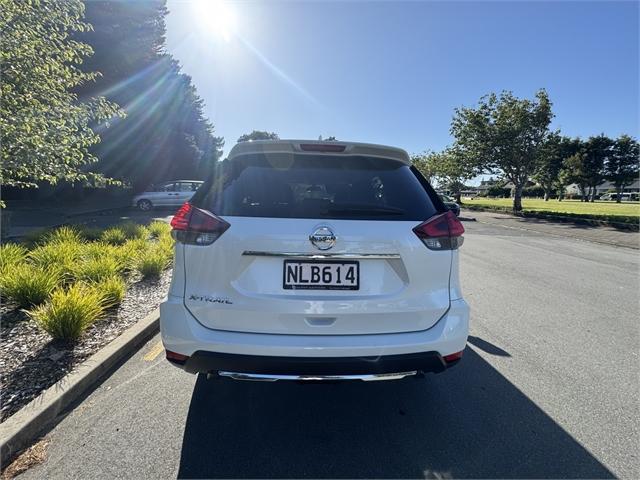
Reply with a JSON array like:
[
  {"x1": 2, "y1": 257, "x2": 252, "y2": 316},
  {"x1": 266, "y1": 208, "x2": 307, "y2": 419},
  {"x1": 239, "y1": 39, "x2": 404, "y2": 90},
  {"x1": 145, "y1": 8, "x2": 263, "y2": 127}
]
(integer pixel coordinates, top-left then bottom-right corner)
[{"x1": 18, "y1": 213, "x2": 639, "y2": 479}]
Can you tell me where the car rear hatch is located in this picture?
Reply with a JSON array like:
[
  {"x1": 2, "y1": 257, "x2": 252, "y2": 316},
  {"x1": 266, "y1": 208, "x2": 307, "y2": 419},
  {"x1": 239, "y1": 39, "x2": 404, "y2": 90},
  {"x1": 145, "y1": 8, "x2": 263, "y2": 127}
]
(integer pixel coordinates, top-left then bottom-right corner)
[{"x1": 175, "y1": 148, "x2": 461, "y2": 335}]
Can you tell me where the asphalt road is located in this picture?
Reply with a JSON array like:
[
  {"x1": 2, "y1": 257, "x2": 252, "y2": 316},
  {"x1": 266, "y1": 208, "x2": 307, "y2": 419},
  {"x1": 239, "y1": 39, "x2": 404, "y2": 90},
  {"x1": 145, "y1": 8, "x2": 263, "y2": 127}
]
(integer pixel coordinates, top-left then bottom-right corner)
[{"x1": 18, "y1": 216, "x2": 639, "y2": 479}]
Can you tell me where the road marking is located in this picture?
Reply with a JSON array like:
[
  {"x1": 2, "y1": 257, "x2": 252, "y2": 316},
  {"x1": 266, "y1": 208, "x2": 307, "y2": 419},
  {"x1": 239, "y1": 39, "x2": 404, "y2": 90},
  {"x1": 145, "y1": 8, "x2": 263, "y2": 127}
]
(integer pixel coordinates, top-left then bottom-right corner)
[{"x1": 143, "y1": 341, "x2": 164, "y2": 362}]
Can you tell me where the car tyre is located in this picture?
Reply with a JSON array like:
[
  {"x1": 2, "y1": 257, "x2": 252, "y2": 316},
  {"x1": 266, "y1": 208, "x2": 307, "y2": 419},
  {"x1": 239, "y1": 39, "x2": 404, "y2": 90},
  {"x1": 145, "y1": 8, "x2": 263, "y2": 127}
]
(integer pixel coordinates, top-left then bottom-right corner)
[{"x1": 137, "y1": 199, "x2": 153, "y2": 211}]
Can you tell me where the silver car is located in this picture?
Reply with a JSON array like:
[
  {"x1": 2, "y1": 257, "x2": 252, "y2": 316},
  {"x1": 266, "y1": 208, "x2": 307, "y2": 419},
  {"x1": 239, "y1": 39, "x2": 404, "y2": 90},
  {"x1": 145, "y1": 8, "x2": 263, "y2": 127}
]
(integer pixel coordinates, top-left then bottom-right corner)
[{"x1": 132, "y1": 180, "x2": 203, "y2": 211}]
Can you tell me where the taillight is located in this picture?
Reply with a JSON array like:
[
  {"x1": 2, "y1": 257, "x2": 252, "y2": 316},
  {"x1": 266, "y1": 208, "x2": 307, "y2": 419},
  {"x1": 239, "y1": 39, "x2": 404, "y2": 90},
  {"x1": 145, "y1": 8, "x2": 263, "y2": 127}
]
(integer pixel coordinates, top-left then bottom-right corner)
[
  {"x1": 443, "y1": 350, "x2": 464, "y2": 363},
  {"x1": 166, "y1": 350, "x2": 189, "y2": 365},
  {"x1": 413, "y1": 210, "x2": 465, "y2": 250},
  {"x1": 170, "y1": 202, "x2": 230, "y2": 246}
]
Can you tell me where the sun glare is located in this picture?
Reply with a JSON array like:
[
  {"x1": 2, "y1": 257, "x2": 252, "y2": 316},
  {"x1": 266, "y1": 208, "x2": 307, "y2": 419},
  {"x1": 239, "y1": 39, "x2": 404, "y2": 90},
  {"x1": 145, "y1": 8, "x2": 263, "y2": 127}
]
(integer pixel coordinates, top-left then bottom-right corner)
[{"x1": 194, "y1": 0, "x2": 237, "y2": 42}]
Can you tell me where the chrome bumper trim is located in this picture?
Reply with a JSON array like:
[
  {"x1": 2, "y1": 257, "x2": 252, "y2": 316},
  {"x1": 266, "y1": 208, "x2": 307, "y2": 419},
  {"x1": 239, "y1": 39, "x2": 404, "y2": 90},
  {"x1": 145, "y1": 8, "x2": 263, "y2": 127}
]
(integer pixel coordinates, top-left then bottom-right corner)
[
  {"x1": 242, "y1": 251, "x2": 400, "y2": 260},
  {"x1": 216, "y1": 371, "x2": 417, "y2": 382}
]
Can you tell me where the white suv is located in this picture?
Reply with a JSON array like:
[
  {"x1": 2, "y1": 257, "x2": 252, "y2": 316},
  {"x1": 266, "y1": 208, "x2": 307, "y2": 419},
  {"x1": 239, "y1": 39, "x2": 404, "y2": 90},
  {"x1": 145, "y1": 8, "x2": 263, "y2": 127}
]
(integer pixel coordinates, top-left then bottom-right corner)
[{"x1": 160, "y1": 140, "x2": 469, "y2": 381}]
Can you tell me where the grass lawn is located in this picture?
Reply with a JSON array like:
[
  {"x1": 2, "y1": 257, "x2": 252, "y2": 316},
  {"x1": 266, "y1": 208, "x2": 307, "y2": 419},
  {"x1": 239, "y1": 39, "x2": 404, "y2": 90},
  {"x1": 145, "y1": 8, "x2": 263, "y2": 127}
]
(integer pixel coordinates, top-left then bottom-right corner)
[{"x1": 464, "y1": 198, "x2": 640, "y2": 222}]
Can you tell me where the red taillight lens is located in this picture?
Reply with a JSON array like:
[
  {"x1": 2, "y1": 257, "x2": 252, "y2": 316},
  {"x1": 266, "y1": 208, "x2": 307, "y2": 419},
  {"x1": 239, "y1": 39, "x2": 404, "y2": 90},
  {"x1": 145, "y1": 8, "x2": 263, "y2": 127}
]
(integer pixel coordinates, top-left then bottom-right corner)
[
  {"x1": 443, "y1": 350, "x2": 464, "y2": 363},
  {"x1": 170, "y1": 202, "x2": 230, "y2": 245},
  {"x1": 170, "y1": 202, "x2": 192, "y2": 230},
  {"x1": 413, "y1": 210, "x2": 465, "y2": 250},
  {"x1": 166, "y1": 350, "x2": 189, "y2": 364},
  {"x1": 300, "y1": 143, "x2": 346, "y2": 152}
]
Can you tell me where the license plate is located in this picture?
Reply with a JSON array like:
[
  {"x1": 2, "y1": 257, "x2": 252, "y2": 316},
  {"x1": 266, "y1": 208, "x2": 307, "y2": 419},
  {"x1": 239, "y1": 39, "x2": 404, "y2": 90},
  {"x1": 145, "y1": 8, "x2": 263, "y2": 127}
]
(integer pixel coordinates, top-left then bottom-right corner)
[{"x1": 283, "y1": 260, "x2": 359, "y2": 290}]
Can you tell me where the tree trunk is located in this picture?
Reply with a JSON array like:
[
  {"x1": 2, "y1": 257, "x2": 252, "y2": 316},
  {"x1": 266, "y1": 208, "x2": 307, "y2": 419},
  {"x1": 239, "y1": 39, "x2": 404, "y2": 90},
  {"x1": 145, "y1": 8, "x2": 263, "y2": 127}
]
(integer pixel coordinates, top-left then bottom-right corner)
[
  {"x1": 590, "y1": 186, "x2": 597, "y2": 202},
  {"x1": 454, "y1": 192, "x2": 462, "y2": 204},
  {"x1": 616, "y1": 185, "x2": 622, "y2": 203},
  {"x1": 543, "y1": 190, "x2": 550, "y2": 201},
  {"x1": 513, "y1": 183, "x2": 524, "y2": 212}
]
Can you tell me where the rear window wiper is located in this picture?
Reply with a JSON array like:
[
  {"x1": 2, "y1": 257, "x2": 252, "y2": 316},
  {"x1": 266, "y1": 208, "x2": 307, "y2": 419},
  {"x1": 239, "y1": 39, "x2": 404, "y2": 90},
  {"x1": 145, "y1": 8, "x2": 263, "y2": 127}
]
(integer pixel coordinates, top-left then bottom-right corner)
[{"x1": 322, "y1": 205, "x2": 405, "y2": 216}]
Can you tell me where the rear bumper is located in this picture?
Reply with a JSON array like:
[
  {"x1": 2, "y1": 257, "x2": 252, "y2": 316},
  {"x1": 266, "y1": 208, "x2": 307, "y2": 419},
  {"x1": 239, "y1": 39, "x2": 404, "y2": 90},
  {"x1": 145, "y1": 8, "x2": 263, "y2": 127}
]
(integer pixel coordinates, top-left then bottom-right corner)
[
  {"x1": 172, "y1": 350, "x2": 458, "y2": 376},
  {"x1": 160, "y1": 296, "x2": 469, "y2": 375}
]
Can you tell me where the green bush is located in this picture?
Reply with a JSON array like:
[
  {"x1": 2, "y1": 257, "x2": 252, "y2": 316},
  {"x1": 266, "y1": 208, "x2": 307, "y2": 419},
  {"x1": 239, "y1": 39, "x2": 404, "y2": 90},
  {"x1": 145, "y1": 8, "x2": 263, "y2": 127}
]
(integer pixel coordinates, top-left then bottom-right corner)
[
  {"x1": 72, "y1": 255, "x2": 124, "y2": 283},
  {"x1": 522, "y1": 186, "x2": 546, "y2": 198},
  {"x1": 100, "y1": 227, "x2": 127, "y2": 245},
  {"x1": 115, "y1": 239, "x2": 148, "y2": 272},
  {"x1": 95, "y1": 275, "x2": 126, "y2": 307},
  {"x1": 147, "y1": 221, "x2": 171, "y2": 239},
  {"x1": 119, "y1": 222, "x2": 148, "y2": 240},
  {"x1": 28, "y1": 284, "x2": 106, "y2": 342},
  {"x1": 43, "y1": 226, "x2": 84, "y2": 245},
  {"x1": 77, "y1": 225, "x2": 104, "y2": 241},
  {"x1": 0, "y1": 264, "x2": 62, "y2": 308},
  {"x1": 29, "y1": 241, "x2": 82, "y2": 273},
  {"x1": 157, "y1": 234, "x2": 175, "y2": 260},
  {"x1": 136, "y1": 249, "x2": 169, "y2": 279},
  {"x1": 0, "y1": 243, "x2": 28, "y2": 271}
]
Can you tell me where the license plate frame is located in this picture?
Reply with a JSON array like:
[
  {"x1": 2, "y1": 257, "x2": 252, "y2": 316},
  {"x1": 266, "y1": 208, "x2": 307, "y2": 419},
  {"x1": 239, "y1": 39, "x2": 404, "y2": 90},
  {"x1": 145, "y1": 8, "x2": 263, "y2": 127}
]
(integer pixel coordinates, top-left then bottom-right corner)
[{"x1": 282, "y1": 260, "x2": 360, "y2": 290}]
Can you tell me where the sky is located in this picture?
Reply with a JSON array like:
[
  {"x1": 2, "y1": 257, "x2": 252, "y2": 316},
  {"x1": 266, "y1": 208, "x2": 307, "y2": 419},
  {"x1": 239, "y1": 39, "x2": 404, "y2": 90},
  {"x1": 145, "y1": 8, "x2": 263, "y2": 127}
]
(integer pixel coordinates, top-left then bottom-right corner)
[{"x1": 165, "y1": 0, "x2": 639, "y2": 163}]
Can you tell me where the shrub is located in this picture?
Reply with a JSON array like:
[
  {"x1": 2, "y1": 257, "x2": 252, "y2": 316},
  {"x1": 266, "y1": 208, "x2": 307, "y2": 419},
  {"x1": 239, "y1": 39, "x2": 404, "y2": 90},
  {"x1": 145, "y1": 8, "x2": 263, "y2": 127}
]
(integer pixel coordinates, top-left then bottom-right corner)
[
  {"x1": 95, "y1": 275, "x2": 126, "y2": 307},
  {"x1": 100, "y1": 227, "x2": 127, "y2": 245},
  {"x1": 29, "y1": 241, "x2": 82, "y2": 273},
  {"x1": 157, "y1": 234, "x2": 175, "y2": 260},
  {"x1": 77, "y1": 225, "x2": 104, "y2": 241},
  {"x1": 28, "y1": 284, "x2": 106, "y2": 342},
  {"x1": 0, "y1": 243, "x2": 28, "y2": 271},
  {"x1": 0, "y1": 264, "x2": 61, "y2": 308},
  {"x1": 147, "y1": 221, "x2": 171, "y2": 239},
  {"x1": 43, "y1": 226, "x2": 84, "y2": 245},
  {"x1": 22, "y1": 229, "x2": 50, "y2": 247},
  {"x1": 522, "y1": 186, "x2": 546, "y2": 198},
  {"x1": 136, "y1": 249, "x2": 169, "y2": 279},
  {"x1": 115, "y1": 239, "x2": 148, "y2": 272},
  {"x1": 119, "y1": 222, "x2": 148, "y2": 240},
  {"x1": 72, "y1": 255, "x2": 124, "y2": 283}
]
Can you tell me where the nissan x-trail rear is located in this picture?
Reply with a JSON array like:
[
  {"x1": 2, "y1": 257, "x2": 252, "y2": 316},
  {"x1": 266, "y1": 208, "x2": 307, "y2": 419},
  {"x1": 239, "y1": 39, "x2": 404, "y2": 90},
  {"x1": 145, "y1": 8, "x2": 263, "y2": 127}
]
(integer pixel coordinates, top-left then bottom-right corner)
[{"x1": 160, "y1": 140, "x2": 469, "y2": 381}]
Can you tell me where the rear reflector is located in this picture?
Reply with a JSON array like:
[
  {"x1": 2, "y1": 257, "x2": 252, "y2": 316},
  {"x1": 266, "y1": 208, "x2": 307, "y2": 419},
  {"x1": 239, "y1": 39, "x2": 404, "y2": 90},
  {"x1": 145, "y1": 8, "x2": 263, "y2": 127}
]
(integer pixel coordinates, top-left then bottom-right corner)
[
  {"x1": 443, "y1": 350, "x2": 464, "y2": 363},
  {"x1": 170, "y1": 202, "x2": 230, "y2": 246},
  {"x1": 166, "y1": 350, "x2": 189, "y2": 364},
  {"x1": 413, "y1": 210, "x2": 465, "y2": 250},
  {"x1": 300, "y1": 143, "x2": 346, "y2": 153}
]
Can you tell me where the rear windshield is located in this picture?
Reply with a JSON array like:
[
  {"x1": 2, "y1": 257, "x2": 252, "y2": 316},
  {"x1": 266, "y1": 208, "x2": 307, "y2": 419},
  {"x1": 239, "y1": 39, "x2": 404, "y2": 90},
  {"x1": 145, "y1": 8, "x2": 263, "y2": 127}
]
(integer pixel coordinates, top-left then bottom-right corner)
[{"x1": 191, "y1": 154, "x2": 440, "y2": 221}]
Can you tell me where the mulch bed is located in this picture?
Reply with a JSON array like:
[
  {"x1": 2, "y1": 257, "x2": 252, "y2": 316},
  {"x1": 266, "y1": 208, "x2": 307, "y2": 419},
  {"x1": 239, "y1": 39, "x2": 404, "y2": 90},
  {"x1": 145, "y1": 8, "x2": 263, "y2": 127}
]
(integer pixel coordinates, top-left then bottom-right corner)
[{"x1": 0, "y1": 271, "x2": 171, "y2": 423}]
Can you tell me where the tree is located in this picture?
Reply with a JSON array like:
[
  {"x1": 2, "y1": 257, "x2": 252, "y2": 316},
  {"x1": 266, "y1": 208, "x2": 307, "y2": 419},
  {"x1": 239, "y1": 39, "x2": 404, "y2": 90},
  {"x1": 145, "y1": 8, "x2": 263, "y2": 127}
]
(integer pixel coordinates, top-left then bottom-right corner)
[
  {"x1": 553, "y1": 137, "x2": 583, "y2": 201},
  {"x1": 605, "y1": 135, "x2": 639, "y2": 202},
  {"x1": 533, "y1": 132, "x2": 563, "y2": 201},
  {"x1": 75, "y1": 0, "x2": 223, "y2": 191},
  {"x1": 0, "y1": 0, "x2": 122, "y2": 189},
  {"x1": 237, "y1": 131, "x2": 279, "y2": 142},
  {"x1": 582, "y1": 134, "x2": 613, "y2": 202},
  {"x1": 414, "y1": 148, "x2": 476, "y2": 202},
  {"x1": 411, "y1": 151, "x2": 435, "y2": 182},
  {"x1": 560, "y1": 150, "x2": 589, "y2": 201},
  {"x1": 451, "y1": 89, "x2": 553, "y2": 211},
  {"x1": 534, "y1": 134, "x2": 585, "y2": 201}
]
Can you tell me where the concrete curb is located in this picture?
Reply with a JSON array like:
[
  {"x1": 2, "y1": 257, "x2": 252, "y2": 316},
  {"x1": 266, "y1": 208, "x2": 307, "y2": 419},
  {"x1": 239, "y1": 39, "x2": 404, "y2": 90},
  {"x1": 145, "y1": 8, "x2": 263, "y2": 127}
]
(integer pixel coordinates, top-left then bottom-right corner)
[{"x1": 0, "y1": 308, "x2": 160, "y2": 463}]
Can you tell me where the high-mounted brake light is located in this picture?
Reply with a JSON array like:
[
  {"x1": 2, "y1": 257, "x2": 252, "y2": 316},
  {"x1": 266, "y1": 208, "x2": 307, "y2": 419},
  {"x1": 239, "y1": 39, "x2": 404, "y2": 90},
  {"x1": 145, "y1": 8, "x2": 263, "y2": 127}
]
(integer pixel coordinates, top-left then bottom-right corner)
[
  {"x1": 170, "y1": 202, "x2": 230, "y2": 246},
  {"x1": 300, "y1": 143, "x2": 346, "y2": 153},
  {"x1": 413, "y1": 210, "x2": 465, "y2": 250}
]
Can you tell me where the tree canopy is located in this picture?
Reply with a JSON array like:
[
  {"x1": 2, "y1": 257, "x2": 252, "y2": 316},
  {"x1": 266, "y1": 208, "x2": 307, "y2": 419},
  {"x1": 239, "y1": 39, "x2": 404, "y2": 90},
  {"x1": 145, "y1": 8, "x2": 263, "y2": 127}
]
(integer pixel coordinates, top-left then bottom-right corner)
[
  {"x1": 451, "y1": 89, "x2": 553, "y2": 211},
  {"x1": 0, "y1": 0, "x2": 121, "y2": 188},
  {"x1": 605, "y1": 135, "x2": 639, "y2": 202},
  {"x1": 237, "y1": 131, "x2": 280, "y2": 143},
  {"x1": 75, "y1": 0, "x2": 223, "y2": 191}
]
